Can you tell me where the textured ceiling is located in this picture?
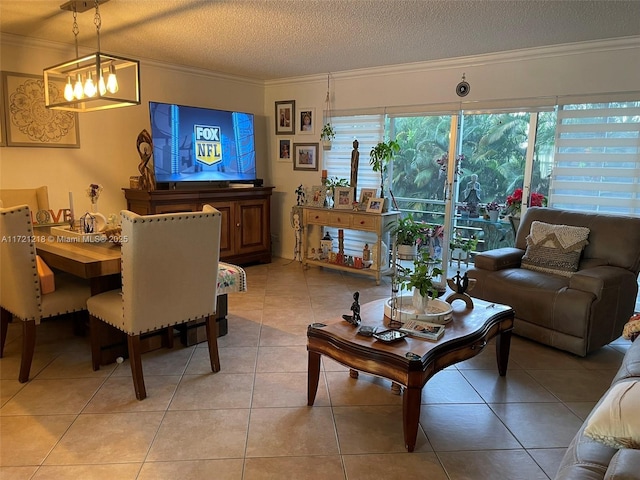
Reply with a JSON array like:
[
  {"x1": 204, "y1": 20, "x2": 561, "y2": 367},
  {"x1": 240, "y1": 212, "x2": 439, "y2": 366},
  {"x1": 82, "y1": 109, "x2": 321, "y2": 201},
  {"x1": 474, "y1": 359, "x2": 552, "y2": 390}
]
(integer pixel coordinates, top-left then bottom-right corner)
[{"x1": 1, "y1": 0, "x2": 639, "y2": 81}]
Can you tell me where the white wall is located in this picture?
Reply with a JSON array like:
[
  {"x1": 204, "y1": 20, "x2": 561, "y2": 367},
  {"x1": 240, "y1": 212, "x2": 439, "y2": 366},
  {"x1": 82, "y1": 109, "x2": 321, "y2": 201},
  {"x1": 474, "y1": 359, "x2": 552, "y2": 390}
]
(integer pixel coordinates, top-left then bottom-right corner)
[
  {"x1": 0, "y1": 35, "x2": 266, "y2": 219},
  {"x1": 265, "y1": 37, "x2": 640, "y2": 260}
]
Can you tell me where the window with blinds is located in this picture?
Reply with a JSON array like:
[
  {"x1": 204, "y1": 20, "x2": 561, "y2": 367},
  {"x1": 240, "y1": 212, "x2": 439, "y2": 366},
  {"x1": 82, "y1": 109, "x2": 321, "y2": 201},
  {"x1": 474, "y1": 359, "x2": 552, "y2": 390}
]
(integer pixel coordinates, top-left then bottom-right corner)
[
  {"x1": 323, "y1": 114, "x2": 386, "y2": 255},
  {"x1": 550, "y1": 101, "x2": 640, "y2": 216}
]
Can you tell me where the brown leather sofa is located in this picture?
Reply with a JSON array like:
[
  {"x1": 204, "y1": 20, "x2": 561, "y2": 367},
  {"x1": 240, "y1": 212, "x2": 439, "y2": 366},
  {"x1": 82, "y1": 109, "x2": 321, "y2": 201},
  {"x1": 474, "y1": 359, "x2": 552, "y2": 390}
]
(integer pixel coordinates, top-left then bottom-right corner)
[
  {"x1": 554, "y1": 337, "x2": 640, "y2": 479},
  {"x1": 468, "y1": 207, "x2": 640, "y2": 356}
]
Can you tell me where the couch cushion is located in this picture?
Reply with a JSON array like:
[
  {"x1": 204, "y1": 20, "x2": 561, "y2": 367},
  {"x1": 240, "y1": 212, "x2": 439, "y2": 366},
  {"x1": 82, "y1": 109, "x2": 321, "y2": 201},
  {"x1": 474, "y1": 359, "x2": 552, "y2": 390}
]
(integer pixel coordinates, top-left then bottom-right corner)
[
  {"x1": 521, "y1": 221, "x2": 590, "y2": 277},
  {"x1": 604, "y1": 448, "x2": 640, "y2": 480},
  {"x1": 584, "y1": 380, "x2": 640, "y2": 449}
]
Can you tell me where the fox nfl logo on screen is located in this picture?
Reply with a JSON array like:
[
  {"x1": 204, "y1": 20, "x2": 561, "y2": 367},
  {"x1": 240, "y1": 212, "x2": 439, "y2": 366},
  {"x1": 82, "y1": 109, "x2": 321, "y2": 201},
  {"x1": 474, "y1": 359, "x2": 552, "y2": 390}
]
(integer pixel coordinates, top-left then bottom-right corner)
[{"x1": 194, "y1": 125, "x2": 222, "y2": 166}]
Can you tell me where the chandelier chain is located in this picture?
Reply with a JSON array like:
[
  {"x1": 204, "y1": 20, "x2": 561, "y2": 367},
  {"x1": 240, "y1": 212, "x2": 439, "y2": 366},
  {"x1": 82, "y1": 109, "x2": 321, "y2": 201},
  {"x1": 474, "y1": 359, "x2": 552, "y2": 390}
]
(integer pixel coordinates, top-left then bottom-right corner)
[
  {"x1": 72, "y1": 6, "x2": 79, "y2": 57},
  {"x1": 94, "y1": 0, "x2": 102, "y2": 51}
]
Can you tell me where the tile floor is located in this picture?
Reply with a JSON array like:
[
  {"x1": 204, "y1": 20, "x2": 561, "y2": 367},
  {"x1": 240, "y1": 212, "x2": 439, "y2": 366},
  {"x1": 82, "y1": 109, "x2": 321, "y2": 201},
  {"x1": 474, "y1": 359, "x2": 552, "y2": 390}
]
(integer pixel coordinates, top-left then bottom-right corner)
[{"x1": 0, "y1": 258, "x2": 634, "y2": 480}]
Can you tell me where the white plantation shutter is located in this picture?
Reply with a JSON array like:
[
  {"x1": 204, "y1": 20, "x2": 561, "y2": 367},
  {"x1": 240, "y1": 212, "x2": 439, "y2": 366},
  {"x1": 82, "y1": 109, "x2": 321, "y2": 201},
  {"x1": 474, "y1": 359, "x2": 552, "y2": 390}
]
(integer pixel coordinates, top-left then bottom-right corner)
[
  {"x1": 323, "y1": 114, "x2": 385, "y2": 256},
  {"x1": 550, "y1": 101, "x2": 640, "y2": 216}
]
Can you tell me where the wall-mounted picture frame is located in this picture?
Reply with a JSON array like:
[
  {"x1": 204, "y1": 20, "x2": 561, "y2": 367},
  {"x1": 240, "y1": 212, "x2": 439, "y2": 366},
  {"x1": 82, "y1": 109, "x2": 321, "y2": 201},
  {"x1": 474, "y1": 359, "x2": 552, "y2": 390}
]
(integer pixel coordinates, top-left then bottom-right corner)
[
  {"x1": 298, "y1": 107, "x2": 315, "y2": 135},
  {"x1": 334, "y1": 186, "x2": 355, "y2": 209},
  {"x1": 366, "y1": 197, "x2": 384, "y2": 213},
  {"x1": 359, "y1": 188, "x2": 377, "y2": 209},
  {"x1": 293, "y1": 142, "x2": 319, "y2": 171},
  {"x1": 275, "y1": 100, "x2": 295, "y2": 135},
  {"x1": 309, "y1": 185, "x2": 326, "y2": 207},
  {"x1": 2, "y1": 71, "x2": 80, "y2": 148},
  {"x1": 278, "y1": 138, "x2": 291, "y2": 162}
]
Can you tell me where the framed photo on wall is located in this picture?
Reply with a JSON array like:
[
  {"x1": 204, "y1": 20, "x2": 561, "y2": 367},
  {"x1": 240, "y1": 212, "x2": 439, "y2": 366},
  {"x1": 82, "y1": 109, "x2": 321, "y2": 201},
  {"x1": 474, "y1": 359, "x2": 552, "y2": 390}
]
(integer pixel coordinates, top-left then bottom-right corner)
[
  {"x1": 293, "y1": 142, "x2": 319, "y2": 171},
  {"x1": 2, "y1": 71, "x2": 80, "y2": 148},
  {"x1": 366, "y1": 197, "x2": 384, "y2": 213},
  {"x1": 275, "y1": 100, "x2": 295, "y2": 135},
  {"x1": 298, "y1": 107, "x2": 315, "y2": 135},
  {"x1": 278, "y1": 138, "x2": 291, "y2": 162},
  {"x1": 334, "y1": 186, "x2": 355, "y2": 209}
]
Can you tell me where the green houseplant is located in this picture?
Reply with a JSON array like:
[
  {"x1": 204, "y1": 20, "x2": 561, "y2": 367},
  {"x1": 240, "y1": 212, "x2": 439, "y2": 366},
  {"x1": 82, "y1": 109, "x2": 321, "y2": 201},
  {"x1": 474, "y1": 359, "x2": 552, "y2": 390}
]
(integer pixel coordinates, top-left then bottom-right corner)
[
  {"x1": 325, "y1": 176, "x2": 349, "y2": 207},
  {"x1": 397, "y1": 250, "x2": 444, "y2": 313},
  {"x1": 391, "y1": 214, "x2": 426, "y2": 259},
  {"x1": 369, "y1": 139, "x2": 400, "y2": 200},
  {"x1": 449, "y1": 231, "x2": 478, "y2": 267},
  {"x1": 320, "y1": 123, "x2": 335, "y2": 150}
]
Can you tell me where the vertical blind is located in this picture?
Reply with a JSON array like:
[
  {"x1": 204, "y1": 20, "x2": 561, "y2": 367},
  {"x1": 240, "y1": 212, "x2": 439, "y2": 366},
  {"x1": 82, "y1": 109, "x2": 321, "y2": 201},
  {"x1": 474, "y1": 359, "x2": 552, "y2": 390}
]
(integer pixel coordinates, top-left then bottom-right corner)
[
  {"x1": 323, "y1": 114, "x2": 385, "y2": 256},
  {"x1": 550, "y1": 101, "x2": 640, "y2": 216}
]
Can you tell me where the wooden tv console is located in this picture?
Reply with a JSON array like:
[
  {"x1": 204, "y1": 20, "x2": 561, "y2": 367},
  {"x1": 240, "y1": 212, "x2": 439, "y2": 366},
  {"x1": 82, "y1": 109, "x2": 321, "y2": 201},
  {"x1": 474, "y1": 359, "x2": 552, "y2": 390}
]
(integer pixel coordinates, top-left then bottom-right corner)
[{"x1": 123, "y1": 186, "x2": 273, "y2": 265}]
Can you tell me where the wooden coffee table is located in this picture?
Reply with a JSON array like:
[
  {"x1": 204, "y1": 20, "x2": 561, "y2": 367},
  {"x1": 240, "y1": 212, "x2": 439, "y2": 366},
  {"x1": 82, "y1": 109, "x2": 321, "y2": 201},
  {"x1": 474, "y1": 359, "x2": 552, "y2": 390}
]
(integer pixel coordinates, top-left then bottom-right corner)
[{"x1": 307, "y1": 297, "x2": 514, "y2": 452}]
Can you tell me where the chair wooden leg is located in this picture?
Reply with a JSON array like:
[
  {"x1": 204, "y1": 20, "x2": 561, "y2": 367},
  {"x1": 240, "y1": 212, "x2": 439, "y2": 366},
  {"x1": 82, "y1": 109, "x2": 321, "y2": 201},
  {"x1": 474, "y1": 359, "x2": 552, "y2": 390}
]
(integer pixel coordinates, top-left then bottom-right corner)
[
  {"x1": 0, "y1": 307, "x2": 11, "y2": 358},
  {"x1": 162, "y1": 326, "x2": 174, "y2": 349},
  {"x1": 205, "y1": 315, "x2": 221, "y2": 372},
  {"x1": 89, "y1": 315, "x2": 103, "y2": 371},
  {"x1": 127, "y1": 334, "x2": 146, "y2": 401},
  {"x1": 19, "y1": 320, "x2": 36, "y2": 383}
]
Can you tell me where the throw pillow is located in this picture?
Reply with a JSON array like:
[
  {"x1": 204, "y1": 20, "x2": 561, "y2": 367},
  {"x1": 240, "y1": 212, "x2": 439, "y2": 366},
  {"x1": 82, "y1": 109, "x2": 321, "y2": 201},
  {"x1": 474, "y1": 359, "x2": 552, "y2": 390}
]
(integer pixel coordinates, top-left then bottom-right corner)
[
  {"x1": 521, "y1": 221, "x2": 590, "y2": 277},
  {"x1": 584, "y1": 380, "x2": 640, "y2": 449}
]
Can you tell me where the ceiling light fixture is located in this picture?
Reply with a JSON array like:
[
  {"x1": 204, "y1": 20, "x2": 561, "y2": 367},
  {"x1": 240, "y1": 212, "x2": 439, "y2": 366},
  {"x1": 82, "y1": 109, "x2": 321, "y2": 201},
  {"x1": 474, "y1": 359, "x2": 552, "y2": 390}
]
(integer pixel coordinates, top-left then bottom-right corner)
[{"x1": 43, "y1": 0, "x2": 140, "y2": 112}]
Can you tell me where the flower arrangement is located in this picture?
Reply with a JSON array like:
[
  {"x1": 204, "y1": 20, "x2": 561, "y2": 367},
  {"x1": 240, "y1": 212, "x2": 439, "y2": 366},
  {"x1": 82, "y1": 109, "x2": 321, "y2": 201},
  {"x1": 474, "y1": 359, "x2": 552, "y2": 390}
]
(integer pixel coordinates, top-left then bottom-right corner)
[
  {"x1": 485, "y1": 201, "x2": 500, "y2": 211},
  {"x1": 506, "y1": 188, "x2": 546, "y2": 215},
  {"x1": 87, "y1": 183, "x2": 103, "y2": 204}
]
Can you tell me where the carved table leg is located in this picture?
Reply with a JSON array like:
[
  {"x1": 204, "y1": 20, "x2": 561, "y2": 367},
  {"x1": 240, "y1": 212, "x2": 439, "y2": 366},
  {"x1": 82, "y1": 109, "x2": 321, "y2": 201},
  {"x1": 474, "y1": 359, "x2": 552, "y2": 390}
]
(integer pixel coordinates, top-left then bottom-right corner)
[
  {"x1": 402, "y1": 386, "x2": 422, "y2": 452},
  {"x1": 307, "y1": 351, "x2": 321, "y2": 406},
  {"x1": 496, "y1": 326, "x2": 513, "y2": 376}
]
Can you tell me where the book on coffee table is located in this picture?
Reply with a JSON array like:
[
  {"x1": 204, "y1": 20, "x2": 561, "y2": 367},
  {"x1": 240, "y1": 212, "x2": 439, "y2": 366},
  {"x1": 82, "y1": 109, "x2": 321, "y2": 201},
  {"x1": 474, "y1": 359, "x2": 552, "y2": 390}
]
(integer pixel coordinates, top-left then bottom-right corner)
[{"x1": 399, "y1": 320, "x2": 445, "y2": 341}]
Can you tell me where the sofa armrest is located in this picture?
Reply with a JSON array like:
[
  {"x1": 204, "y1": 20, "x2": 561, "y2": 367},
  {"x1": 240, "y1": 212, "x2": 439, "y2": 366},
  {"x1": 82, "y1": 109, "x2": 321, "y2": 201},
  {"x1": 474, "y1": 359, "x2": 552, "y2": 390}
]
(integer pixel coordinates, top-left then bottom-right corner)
[
  {"x1": 473, "y1": 247, "x2": 524, "y2": 271},
  {"x1": 569, "y1": 266, "x2": 635, "y2": 298}
]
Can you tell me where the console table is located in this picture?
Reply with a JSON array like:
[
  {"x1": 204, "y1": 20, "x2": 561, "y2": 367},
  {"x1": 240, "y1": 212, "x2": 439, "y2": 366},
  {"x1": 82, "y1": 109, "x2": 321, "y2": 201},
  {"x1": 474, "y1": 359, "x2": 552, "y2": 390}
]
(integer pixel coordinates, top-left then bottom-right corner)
[
  {"x1": 301, "y1": 207, "x2": 399, "y2": 284},
  {"x1": 123, "y1": 187, "x2": 273, "y2": 265}
]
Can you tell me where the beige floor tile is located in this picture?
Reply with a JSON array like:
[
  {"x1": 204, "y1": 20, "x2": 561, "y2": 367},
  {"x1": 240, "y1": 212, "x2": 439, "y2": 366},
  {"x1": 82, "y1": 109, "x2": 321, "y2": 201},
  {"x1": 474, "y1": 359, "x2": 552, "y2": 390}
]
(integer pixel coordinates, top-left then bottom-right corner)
[
  {"x1": 261, "y1": 306, "x2": 315, "y2": 326},
  {"x1": 509, "y1": 339, "x2": 587, "y2": 370},
  {"x1": 325, "y1": 371, "x2": 402, "y2": 406},
  {"x1": 229, "y1": 293, "x2": 265, "y2": 312},
  {"x1": 169, "y1": 373, "x2": 254, "y2": 410},
  {"x1": 1, "y1": 377, "x2": 104, "y2": 415},
  {"x1": 110, "y1": 344, "x2": 195, "y2": 377},
  {"x1": 147, "y1": 409, "x2": 249, "y2": 461},
  {"x1": 246, "y1": 406, "x2": 338, "y2": 457},
  {"x1": 258, "y1": 323, "x2": 308, "y2": 346},
  {"x1": 186, "y1": 346, "x2": 257, "y2": 374},
  {"x1": 256, "y1": 346, "x2": 308, "y2": 373},
  {"x1": 244, "y1": 455, "x2": 345, "y2": 480},
  {"x1": 333, "y1": 405, "x2": 431, "y2": 454},
  {"x1": 460, "y1": 368, "x2": 558, "y2": 403},
  {"x1": 527, "y1": 368, "x2": 618, "y2": 402},
  {"x1": 419, "y1": 404, "x2": 521, "y2": 451},
  {"x1": 490, "y1": 403, "x2": 584, "y2": 448},
  {"x1": 0, "y1": 379, "x2": 25, "y2": 407},
  {"x1": 528, "y1": 448, "x2": 568, "y2": 479},
  {"x1": 574, "y1": 345, "x2": 626, "y2": 370},
  {"x1": 0, "y1": 349, "x2": 57, "y2": 381},
  {"x1": 31, "y1": 463, "x2": 141, "y2": 479},
  {"x1": 138, "y1": 459, "x2": 244, "y2": 480},
  {"x1": 343, "y1": 452, "x2": 448, "y2": 480},
  {"x1": 252, "y1": 371, "x2": 330, "y2": 407},
  {"x1": 564, "y1": 401, "x2": 598, "y2": 421},
  {"x1": 437, "y1": 450, "x2": 548, "y2": 480},
  {"x1": 0, "y1": 415, "x2": 76, "y2": 466},
  {"x1": 311, "y1": 292, "x2": 356, "y2": 308},
  {"x1": 35, "y1": 349, "x2": 115, "y2": 379},
  {"x1": 420, "y1": 369, "x2": 484, "y2": 404},
  {"x1": 264, "y1": 295, "x2": 311, "y2": 310},
  {"x1": 44, "y1": 412, "x2": 164, "y2": 465},
  {"x1": 83, "y1": 375, "x2": 181, "y2": 413},
  {"x1": 217, "y1": 314, "x2": 262, "y2": 348},
  {"x1": 0, "y1": 466, "x2": 39, "y2": 480}
]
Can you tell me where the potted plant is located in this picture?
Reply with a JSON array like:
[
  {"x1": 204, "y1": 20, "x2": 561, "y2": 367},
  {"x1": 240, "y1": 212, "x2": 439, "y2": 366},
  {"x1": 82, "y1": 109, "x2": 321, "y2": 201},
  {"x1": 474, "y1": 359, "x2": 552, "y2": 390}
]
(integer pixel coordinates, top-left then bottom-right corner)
[
  {"x1": 369, "y1": 139, "x2": 400, "y2": 206},
  {"x1": 449, "y1": 231, "x2": 478, "y2": 267},
  {"x1": 320, "y1": 123, "x2": 335, "y2": 150},
  {"x1": 485, "y1": 201, "x2": 501, "y2": 222},
  {"x1": 397, "y1": 250, "x2": 443, "y2": 314},
  {"x1": 391, "y1": 213, "x2": 426, "y2": 259}
]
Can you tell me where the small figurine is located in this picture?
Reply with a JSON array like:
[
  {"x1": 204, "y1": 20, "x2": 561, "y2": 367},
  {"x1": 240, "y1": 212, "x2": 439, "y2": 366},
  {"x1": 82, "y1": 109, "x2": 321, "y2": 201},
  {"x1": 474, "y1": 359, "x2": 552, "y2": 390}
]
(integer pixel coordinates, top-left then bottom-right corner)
[
  {"x1": 342, "y1": 291, "x2": 362, "y2": 326},
  {"x1": 446, "y1": 270, "x2": 476, "y2": 309},
  {"x1": 295, "y1": 184, "x2": 306, "y2": 206}
]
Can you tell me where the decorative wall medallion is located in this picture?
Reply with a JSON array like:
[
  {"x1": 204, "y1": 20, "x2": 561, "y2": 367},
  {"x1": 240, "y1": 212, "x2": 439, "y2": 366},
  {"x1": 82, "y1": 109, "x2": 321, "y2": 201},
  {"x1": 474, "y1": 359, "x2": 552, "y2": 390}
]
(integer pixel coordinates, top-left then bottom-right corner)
[{"x1": 456, "y1": 73, "x2": 470, "y2": 97}]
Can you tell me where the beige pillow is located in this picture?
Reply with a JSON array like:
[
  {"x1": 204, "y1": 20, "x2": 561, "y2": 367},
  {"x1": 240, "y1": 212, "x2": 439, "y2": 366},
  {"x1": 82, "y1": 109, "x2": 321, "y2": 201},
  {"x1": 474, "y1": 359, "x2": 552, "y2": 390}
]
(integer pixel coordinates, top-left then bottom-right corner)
[
  {"x1": 521, "y1": 221, "x2": 590, "y2": 277},
  {"x1": 584, "y1": 380, "x2": 640, "y2": 449}
]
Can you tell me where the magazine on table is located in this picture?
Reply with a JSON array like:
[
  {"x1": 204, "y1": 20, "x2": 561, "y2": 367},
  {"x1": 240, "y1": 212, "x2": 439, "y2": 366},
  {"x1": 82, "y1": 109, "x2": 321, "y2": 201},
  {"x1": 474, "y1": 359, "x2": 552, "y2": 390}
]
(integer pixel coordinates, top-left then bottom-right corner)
[{"x1": 399, "y1": 320, "x2": 445, "y2": 341}]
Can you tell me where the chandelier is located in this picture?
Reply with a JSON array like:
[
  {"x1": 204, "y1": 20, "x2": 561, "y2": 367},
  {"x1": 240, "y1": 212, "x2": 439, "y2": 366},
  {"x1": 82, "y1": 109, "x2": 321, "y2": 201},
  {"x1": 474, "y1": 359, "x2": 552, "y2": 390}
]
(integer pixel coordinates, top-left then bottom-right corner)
[{"x1": 43, "y1": 0, "x2": 140, "y2": 112}]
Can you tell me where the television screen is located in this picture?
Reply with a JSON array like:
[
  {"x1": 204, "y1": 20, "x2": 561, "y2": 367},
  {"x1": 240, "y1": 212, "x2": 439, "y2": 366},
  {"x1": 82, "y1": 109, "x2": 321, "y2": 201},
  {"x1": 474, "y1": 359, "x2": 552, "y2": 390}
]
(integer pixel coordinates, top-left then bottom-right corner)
[{"x1": 149, "y1": 101, "x2": 256, "y2": 184}]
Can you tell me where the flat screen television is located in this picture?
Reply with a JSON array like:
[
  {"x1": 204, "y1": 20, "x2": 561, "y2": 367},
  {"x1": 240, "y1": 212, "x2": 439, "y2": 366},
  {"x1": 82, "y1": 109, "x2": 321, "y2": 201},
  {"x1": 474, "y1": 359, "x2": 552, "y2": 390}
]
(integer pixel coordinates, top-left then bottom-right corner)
[{"x1": 149, "y1": 101, "x2": 256, "y2": 185}]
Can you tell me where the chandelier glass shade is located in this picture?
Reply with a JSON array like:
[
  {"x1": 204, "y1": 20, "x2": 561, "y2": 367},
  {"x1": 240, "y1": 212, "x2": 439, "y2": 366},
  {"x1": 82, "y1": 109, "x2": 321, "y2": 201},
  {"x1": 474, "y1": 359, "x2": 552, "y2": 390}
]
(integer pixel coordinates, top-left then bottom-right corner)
[{"x1": 43, "y1": 0, "x2": 140, "y2": 112}]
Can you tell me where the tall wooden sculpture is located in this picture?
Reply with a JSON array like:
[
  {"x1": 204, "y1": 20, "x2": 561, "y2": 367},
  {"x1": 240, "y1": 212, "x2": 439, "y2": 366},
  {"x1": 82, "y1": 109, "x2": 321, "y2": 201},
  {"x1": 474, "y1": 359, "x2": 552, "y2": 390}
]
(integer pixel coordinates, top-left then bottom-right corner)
[{"x1": 136, "y1": 129, "x2": 156, "y2": 191}]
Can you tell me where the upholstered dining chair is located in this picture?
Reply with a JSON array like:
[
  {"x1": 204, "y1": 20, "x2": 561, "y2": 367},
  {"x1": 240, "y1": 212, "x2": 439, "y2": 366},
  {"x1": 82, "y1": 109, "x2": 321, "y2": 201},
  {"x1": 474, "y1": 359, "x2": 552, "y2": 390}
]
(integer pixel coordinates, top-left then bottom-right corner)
[
  {"x1": 87, "y1": 206, "x2": 222, "y2": 400},
  {"x1": 0, "y1": 205, "x2": 91, "y2": 382},
  {"x1": 0, "y1": 186, "x2": 50, "y2": 214}
]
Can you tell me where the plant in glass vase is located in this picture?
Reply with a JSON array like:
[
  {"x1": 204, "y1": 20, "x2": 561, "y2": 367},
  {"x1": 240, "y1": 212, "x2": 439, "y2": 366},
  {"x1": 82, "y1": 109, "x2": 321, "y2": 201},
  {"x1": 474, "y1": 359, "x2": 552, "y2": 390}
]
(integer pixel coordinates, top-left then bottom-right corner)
[
  {"x1": 325, "y1": 176, "x2": 349, "y2": 207},
  {"x1": 397, "y1": 250, "x2": 443, "y2": 314},
  {"x1": 87, "y1": 183, "x2": 103, "y2": 213}
]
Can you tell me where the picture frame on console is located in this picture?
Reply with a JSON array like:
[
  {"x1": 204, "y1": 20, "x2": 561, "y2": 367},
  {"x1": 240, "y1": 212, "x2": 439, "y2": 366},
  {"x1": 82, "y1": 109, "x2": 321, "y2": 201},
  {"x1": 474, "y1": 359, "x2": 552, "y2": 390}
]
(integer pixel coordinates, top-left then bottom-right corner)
[
  {"x1": 366, "y1": 197, "x2": 384, "y2": 213},
  {"x1": 334, "y1": 186, "x2": 355, "y2": 209},
  {"x1": 359, "y1": 188, "x2": 377, "y2": 210},
  {"x1": 275, "y1": 100, "x2": 295, "y2": 135},
  {"x1": 309, "y1": 185, "x2": 326, "y2": 207},
  {"x1": 293, "y1": 142, "x2": 319, "y2": 171}
]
